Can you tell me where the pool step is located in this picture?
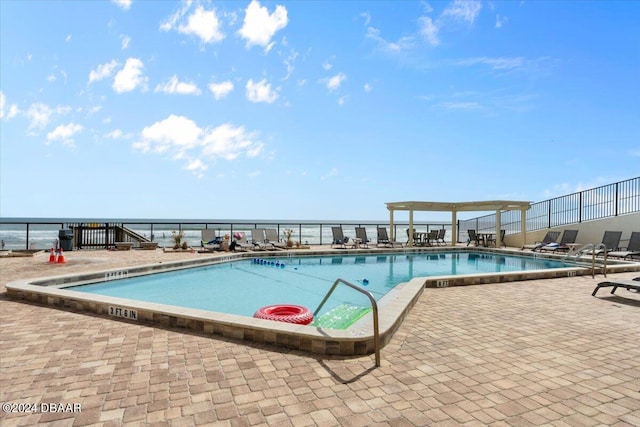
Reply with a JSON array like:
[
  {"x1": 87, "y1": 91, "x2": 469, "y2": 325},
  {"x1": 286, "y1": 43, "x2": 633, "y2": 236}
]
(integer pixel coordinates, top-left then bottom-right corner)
[{"x1": 312, "y1": 304, "x2": 372, "y2": 329}]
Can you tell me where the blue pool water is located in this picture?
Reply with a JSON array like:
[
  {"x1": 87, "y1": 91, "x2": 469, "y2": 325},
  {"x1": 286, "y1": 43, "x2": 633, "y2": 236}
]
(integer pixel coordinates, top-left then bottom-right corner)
[{"x1": 70, "y1": 252, "x2": 571, "y2": 318}]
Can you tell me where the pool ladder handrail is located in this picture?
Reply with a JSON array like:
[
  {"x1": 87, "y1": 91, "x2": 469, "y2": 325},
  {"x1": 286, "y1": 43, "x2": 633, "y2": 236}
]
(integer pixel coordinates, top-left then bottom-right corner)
[
  {"x1": 314, "y1": 278, "x2": 381, "y2": 368},
  {"x1": 564, "y1": 243, "x2": 608, "y2": 278}
]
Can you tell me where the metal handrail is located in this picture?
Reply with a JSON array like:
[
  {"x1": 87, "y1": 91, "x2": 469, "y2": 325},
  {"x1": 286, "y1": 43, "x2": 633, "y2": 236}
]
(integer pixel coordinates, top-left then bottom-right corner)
[
  {"x1": 564, "y1": 243, "x2": 608, "y2": 278},
  {"x1": 314, "y1": 278, "x2": 381, "y2": 368}
]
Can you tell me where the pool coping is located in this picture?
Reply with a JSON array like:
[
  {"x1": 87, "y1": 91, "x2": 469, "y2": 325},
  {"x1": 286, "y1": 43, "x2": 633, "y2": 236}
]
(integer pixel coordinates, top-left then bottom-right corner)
[{"x1": 6, "y1": 247, "x2": 640, "y2": 357}]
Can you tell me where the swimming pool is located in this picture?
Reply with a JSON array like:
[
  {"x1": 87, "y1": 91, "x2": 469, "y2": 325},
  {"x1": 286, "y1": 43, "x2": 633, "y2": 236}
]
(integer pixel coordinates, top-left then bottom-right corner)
[
  {"x1": 68, "y1": 252, "x2": 572, "y2": 319},
  {"x1": 9, "y1": 247, "x2": 635, "y2": 356}
]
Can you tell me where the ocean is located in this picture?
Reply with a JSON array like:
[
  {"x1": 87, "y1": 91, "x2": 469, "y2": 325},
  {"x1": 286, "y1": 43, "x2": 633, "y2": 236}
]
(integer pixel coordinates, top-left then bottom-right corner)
[{"x1": 0, "y1": 218, "x2": 452, "y2": 250}]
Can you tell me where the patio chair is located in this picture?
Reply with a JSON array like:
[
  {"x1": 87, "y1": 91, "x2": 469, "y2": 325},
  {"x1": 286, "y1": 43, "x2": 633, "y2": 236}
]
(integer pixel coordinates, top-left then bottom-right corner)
[
  {"x1": 264, "y1": 228, "x2": 287, "y2": 249},
  {"x1": 522, "y1": 230, "x2": 560, "y2": 251},
  {"x1": 592, "y1": 276, "x2": 640, "y2": 297},
  {"x1": 201, "y1": 229, "x2": 221, "y2": 252},
  {"x1": 354, "y1": 227, "x2": 370, "y2": 248},
  {"x1": 607, "y1": 232, "x2": 640, "y2": 260},
  {"x1": 539, "y1": 230, "x2": 579, "y2": 252},
  {"x1": 436, "y1": 229, "x2": 446, "y2": 245},
  {"x1": 331, "y1": 226, "x2": 348, "y2": 249},
  {"x1": 486, "y1": 230, "x2": 506, "y2": 247},
  {"x1": 406, "y1": 228, "x2": 425, "y2": 246},
  {"x1": 467, "y1": 230, "x2": 481, "y2": 246},
  {"x1": 426, "y1": 230, "x2": 439, "y2": 246},
  {"x1": 377, "y1": 227, "x2": 403, "y2": 248}
]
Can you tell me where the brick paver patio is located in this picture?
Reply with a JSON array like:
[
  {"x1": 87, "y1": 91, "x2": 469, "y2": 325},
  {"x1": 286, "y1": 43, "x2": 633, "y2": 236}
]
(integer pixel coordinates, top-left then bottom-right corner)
[{"x1": 1, "y1": 250, "x2": 639, "y2": 426}]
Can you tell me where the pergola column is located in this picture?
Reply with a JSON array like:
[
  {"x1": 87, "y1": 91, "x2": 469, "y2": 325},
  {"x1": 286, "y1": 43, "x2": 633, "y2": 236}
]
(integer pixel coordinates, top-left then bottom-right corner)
[
  {"x1": 389, "y1": 209, "x2": 395, "y2": 240},
  {"x1": 451, "y1": 210, "x2": 457, "y2": 245},
  {"x1": 409, "y1": 210, "x2": 414, "y2": 247}
]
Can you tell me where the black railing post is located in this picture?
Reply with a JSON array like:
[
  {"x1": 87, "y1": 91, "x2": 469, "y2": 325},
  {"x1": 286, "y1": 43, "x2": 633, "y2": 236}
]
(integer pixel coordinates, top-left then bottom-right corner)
[{"x1": 579, "y1": 192, "x2": 583, "y2": 223}]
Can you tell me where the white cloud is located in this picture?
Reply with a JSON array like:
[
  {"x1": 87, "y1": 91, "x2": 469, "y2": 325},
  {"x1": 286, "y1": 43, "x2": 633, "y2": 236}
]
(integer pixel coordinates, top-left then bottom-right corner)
[
  {"x1": 454, "y1": 56, "x2": 526, "y2": 71},
  {"x1": 208, "y1": 81, "x2": 234, "y2": 99},
  {"x1": 26, "y1": 103, "x2": 53, "y2": 129},
  {"x1": 360, "y1": 12, "x2": 371, "y2": 26},
  {"x1": 133, "y1": 114, "x2": 264, "y2": 175},
  {"x1": 104, "y1": 129, "x2": 124, "y2": 139},
  {"x1": 135, "y1": 115, "x2": 202, "y2": 154},
  {"x1": 418, "y1": 16, "x2": 440, "y2": 46},
  {"x1": 495, "y1": 14, "x2": 507, "y2": 28},
  {"x1": 89, "y1": 60, "x2": 119, "y2": 84},
  {"x1": 440, "y1": 101, "x2": 482, "y2": 111},
  {"x1": 65, "y1": 34, "x2": 72, "y2": 42},
  {"x1": 121, "y1": 35, "x2": 131, "y2": 49},
  {"x1": 321, "y1": 168, "x2": 339, "y2": 181},
  {"x1": 325, "y1": 73, "x2": 346, "y2": 92},
  {"x1": 441, "y1": 0, "x2": 482, "y2": 24},
  {"x1": 161, "y1": 4, "x2": 224, "y2": 44},
  {"x1": 46, "y1": 122, "x2": 83, "y2": 147},
  {"x1": 113, "y1": 58, "x2": 147, "y2": 93},
  {"x1": 111, "y1": 0, "x2": 131, "y2": 11},
  {"x1": 245, "y1": 78, "x2": 279, "y2": 103},
  {"x1": 364, "y1": 83, "x2": 373, "y2": 92},
  {"x1": 2, "y1": 92, "x2": 19, "y2": 120},
  {"x1": 186, "y1": 159, "x2": 208, "y2": 178},
  {"x1": 154, "y1": 75, "x2": 201, "y2": 95},
  {"x1": 365, "y1": 27, "x2": 415, "y2": 53},
  {"x1": 238, "y1": 0, "x2": 288, "y2": 50}
]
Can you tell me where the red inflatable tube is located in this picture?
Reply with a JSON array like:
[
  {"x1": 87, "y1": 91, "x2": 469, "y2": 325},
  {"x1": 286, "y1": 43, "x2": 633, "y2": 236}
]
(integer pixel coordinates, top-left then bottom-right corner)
[{"x1": 253, "y1": 304, "x2": 314, "y2": 325}]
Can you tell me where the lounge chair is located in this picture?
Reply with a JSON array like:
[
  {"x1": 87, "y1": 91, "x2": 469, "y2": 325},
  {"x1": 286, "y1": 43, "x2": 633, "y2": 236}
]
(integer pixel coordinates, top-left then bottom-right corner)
[
  {"x1": 540, "y1": 230, "x2": 579, "y2": 252},
  {"x1": 331, "y1": 226, "x2": 349, "y2": 249},
  {"x1": 591, "y1": 231, "x2": 622, "y2": 256},
  {"x1": 376, "y1": 227, "x2": 403, "y2": 248},
  {"x1": 436, "y1": 229, "x2": 446, "y2": 245},
  {"x1": 231, "y1": 232, "x2": 251, "y2": 251},
  {"x1": 522, "y1": 230, "x2": 560, "y2": 251},
  {"x1": 467, "y1": 229, "x2": 481, "y2": 246},
  {"x1": 607, "y1": 232, "x2": 640, "y2": 260},
  {"x1": 201, "y1": 229, "x2": 221, "y2": 252},
  {"x1": 354, "y1": 227, "x2": 370, "y2": 248},
  {"x1": 264, "y1": 228, "x2": 287, "y2": 249},
  {"x1": 592, "y1": 277, "x2": 640, "y2": 296},
  {"x1": 250, "y1": 228, "x2": 272, "y2": 250}
]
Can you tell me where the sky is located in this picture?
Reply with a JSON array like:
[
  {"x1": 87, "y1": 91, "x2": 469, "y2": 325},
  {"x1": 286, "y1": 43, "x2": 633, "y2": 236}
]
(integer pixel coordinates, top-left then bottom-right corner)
[{"x1": 1, "y1": 0, "x2": 639, "y2": 222}]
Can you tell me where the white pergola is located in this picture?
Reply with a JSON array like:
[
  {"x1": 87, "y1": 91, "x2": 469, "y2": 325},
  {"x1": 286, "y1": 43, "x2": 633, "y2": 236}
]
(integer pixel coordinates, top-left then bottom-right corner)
[{"x1": 386, "y1": 200, "x2": 532, "y2": 247}]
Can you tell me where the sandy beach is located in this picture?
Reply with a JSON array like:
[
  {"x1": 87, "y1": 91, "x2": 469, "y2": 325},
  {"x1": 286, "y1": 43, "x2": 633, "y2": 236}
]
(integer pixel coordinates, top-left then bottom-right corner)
[{"x1": 1, "y1": 248, "x2": 639, "y2": 426}]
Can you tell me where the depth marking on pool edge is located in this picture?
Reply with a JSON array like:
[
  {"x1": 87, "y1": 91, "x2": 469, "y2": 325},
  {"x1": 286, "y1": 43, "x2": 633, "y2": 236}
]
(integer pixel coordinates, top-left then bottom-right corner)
[
  {"x1": 109, "y1": 306, "x2": 138, "y2": 320},
  {"x1": 105, "y1": 270, "x2": 129, "y2": 281},
  {"x1": 436, "y1": 280, "x2": 449, "y2": 288}
]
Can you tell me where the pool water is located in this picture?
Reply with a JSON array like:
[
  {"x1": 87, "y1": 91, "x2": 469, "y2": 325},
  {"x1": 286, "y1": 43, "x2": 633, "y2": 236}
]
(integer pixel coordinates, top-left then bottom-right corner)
[{"x1": 70, "y1": 252, "x2": 570, "y2": 320}]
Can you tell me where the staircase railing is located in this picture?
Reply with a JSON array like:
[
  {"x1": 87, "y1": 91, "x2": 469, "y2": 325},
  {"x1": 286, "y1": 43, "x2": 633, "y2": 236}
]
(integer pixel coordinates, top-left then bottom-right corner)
[{"x1": 314, "y1": 278, "x2": 381, "y2": 368}]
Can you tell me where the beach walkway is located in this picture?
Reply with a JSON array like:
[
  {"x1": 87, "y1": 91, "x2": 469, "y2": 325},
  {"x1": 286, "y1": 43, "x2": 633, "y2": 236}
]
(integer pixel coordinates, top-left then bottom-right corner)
[{"x1": 1, "y1": 249, "x2": 639, "y2": 426}]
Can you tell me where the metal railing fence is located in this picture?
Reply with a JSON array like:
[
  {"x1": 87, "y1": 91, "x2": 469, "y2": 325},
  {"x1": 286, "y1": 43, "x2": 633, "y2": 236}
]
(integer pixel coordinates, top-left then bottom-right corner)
[
  {"x1": 459, "y1": 177, "x2": 640, "y2": 239},
  {"x1": 0, "y1": 219, "x2": 451, "y2": 250}
]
